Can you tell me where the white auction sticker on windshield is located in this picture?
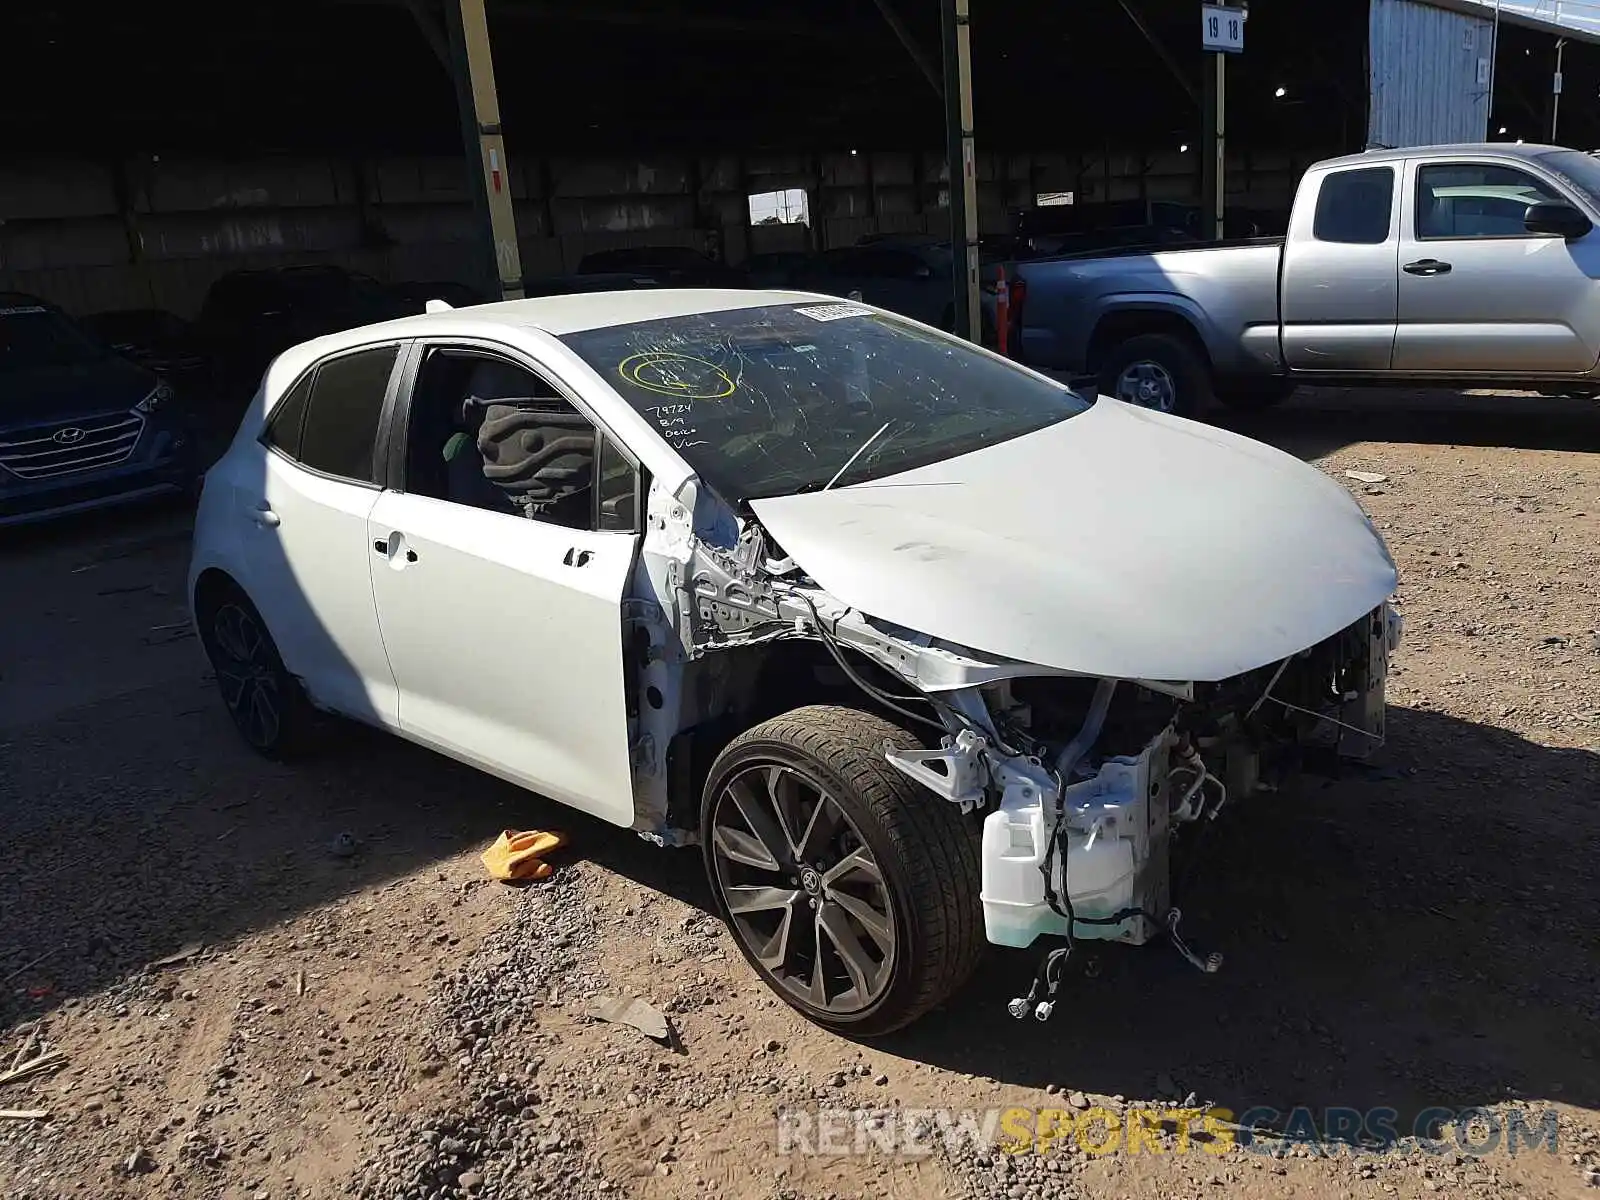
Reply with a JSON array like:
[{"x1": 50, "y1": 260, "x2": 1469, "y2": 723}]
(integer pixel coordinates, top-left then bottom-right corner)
[{"x1": 795, "y1": 303, "x2": 872, "y2": 322}]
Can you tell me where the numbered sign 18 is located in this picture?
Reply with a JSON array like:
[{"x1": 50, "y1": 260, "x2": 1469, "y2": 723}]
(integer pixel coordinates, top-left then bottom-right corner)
[{"x1": 1201, "y1": 4, "x2": 1245, "y2": 54}]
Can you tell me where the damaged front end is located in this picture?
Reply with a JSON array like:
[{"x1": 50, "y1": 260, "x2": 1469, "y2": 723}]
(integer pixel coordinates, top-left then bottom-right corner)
[
  {"x1": 884, "y1": 604, "x2": 1401, "y2": 954},
  {"x1": 627, "y1": 475, "x2": 1401, "y2": 990}
]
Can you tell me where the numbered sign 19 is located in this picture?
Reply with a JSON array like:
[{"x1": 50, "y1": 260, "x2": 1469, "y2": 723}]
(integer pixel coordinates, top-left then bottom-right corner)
[{"x1": 1201, "y1": 4, "x2": 1245, "y2": 53}]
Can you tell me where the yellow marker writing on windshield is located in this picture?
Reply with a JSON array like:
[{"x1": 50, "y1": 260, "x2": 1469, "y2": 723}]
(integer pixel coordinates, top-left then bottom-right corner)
[{"x1": 618, "y1": 352, "x2": 736, "y2": 400}]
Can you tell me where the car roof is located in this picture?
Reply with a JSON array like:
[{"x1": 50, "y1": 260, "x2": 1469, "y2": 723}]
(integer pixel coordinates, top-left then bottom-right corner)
[
  {"x1": 289, "y1": 288, "x2": 821, "y2": 348},
  {"x1": 1318, "y1": 142, "x2": 1569, "y2": 169}
]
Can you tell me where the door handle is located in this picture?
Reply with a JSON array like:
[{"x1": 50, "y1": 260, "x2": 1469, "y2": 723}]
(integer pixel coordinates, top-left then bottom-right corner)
[
  {"x1": 375, "y1": 534, "x2": 419, "y2": 564},
  {"x1": 563, "y1": 547, "x2": 593, "y2": 568},
  {"x1": 1403, "y1": 259, "x2": 1453, "y2": 276},
  {"x1": 251, "y1": 503, "x2": 280, "y2": 528}
]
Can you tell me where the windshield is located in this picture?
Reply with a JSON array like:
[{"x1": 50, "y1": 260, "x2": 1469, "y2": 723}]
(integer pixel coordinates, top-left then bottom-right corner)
[
  {"x1": 0, "y1": 305, "x2": 110, "y2": 373},
  {"x1": 1536, "y1": 150, "x2": 1600, "y2": 210},
  {"x1": 560, "y1": 302, "x2": 1091, "y2": 501}
]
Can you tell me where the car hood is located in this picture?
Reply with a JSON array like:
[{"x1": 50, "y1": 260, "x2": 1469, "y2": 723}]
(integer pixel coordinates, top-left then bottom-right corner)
[
  {"x1": 749, "y1": 399, "x2": 1398, "y2": 683},
  {"x1": 0, "y1": 357, "x2": 157, "y2": 429}
]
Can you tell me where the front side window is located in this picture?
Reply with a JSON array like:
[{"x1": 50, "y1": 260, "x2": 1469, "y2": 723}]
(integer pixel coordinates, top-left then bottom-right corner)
[
  {"x1": 596, "y1": 434, "x2": 639, "y2": 533},
  {"x1": 559, "y1": 303, "x2": 1092, "y2": 502},
  {"x1": 294, "y1": 345, "x2": 398, "y2": 483},
  {"x1": 402, "y1": 348, "x2": 602, "y2": 532},
  {"x1": 1415, "y1": 163, "x2": 1562, "y2": 240},
  {"x1": 1312, "y1": 167, "x2": 1395, "y2": 245}
]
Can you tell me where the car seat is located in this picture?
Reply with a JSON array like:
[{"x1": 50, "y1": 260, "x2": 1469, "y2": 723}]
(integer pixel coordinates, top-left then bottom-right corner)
[{"x1": 461, "y1": 361, "x2": 595, "y2": 524}]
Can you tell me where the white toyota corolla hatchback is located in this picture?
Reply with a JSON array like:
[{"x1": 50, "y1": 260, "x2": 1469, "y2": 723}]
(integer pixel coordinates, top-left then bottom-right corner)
[{"x1": 189, "y1": 289, "x2": 1400, "y2": 1034}]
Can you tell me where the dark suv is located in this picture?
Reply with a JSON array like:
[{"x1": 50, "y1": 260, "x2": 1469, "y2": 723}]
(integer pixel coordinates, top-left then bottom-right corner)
[
  {"x1": 196, "y1": 266, "x2": 411, "y2": 397},
  {"x1": 0, "y1": 295, "x2": 195, "y2": 527}
]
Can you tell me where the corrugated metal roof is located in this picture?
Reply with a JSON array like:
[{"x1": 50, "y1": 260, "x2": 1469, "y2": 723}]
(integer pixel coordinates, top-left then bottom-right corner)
[
  {"x1": 1369, "y1": 0, "x2": 1495, "y2": 148},
  {"x1": 1420, "y1": 0, "x2": 1600, "y2": 44}
]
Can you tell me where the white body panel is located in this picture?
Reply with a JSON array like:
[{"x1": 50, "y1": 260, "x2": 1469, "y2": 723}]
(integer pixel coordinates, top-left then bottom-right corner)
[
  {"x1": 241, "y1": 446, "x2": 399, "y2": 725},
  {"x1": 366, "y1": 490, "x2": 639, "y2": 825},
  {"x1": 752, "y1": 399, "x2": 1397, "y2": 683}
]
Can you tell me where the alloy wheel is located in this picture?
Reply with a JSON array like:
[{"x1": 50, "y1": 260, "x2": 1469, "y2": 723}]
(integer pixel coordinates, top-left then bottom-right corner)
[
  {"x1": 1115, "y1": 359, "x2": 1179, "y2": 412},
  {"x1": 210, "y1": 602, "x2": 282, "y2": 749},
  {"x1": 708, "y1": 763, "x2": 897, "y2": 1016}
]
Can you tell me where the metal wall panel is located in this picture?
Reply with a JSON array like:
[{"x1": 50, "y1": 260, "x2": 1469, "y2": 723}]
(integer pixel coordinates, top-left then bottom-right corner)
[{"x1": 1369, "y1": 0, "x2": 1494, "y2": 147}]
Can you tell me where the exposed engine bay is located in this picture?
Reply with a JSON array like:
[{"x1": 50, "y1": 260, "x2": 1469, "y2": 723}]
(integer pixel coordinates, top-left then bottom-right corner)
[{"x1": 621, "y1": 475, "x2": 1401, "y2": 1009}]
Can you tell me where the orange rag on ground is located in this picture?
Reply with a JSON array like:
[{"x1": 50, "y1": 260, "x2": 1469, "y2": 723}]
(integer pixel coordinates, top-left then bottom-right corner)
[{"x1": 480, "y1": 829, "x2": 566, "y2": 881}]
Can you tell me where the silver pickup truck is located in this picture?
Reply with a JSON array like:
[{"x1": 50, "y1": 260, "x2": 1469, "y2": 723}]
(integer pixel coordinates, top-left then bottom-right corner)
[{"x1": 1009, "y1": 142, "x2": 1600, "y2": 416}]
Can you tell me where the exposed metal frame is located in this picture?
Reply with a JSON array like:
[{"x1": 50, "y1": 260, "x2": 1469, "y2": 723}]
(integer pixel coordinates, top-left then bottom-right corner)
[{"x1": 870, "y1": 0, "x2": 943, "y2": 96}]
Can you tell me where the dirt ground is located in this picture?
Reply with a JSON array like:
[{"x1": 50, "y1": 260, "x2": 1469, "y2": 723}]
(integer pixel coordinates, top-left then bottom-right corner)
[{"x1": 2, "y1": 386, "x2": 1598, "y2": 1200}]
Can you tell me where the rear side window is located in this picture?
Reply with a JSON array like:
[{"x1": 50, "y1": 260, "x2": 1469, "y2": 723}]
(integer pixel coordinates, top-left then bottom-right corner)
[
  {"x1": 1313, "y1": 167, "x2": 1395, "y2": 245},
  {"x1": 263, "y1": 372, "x2": 314, "y2": 459},
  {"x1": 295, "y1": 345, "x2": 398, "y2": 483}
]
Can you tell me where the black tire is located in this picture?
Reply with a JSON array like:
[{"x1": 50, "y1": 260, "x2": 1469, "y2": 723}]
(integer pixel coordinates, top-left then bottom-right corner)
[
  {"x1": 1099, "y1": 332, "x2": 1213, "y2": 418},
  {"x1": 701, "y1": 704, "x2": 984, "y2": 1037},
  {"x1": 1215, "y1": 380, "x2": 1296, "y2": 412},
  {"x1": 195, "y1": 583, "x2": 319, "y2": 760}
]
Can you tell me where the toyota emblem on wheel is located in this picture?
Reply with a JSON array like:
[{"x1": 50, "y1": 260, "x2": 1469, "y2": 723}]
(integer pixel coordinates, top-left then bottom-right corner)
[{"x1": 52, "y1": 427, "x2": 85, "y2": 445}]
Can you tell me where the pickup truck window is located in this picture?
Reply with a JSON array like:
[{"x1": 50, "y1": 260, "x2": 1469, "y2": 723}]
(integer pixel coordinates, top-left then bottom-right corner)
[
  {"x1": 1415, "y1": 164, "x2": 1561, "y2": 240},
  {"x1": 1536, "y1": 149, "x2": 1600, "y2": 210},
  {"x1": 1312, "y1": 167, "x2": 1395, "y2": 245}
]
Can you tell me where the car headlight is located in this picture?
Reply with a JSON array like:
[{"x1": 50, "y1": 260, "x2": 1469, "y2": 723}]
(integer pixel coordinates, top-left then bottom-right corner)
[{"x1": 135, "y1": 382, "x2": 174, "y2": 414}]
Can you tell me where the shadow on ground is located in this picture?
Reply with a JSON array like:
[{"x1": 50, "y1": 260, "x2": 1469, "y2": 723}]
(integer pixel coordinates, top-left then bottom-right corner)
[
  {"x1": 8, "y1": 633, "x2": 1594, "y2": 1138},
  {"x1": 1215, "y1": 386, "x2": 1600, "y2": 460},
  {"x1": 885, "y1": 704, "x2": 1600, "y2": 1134}
]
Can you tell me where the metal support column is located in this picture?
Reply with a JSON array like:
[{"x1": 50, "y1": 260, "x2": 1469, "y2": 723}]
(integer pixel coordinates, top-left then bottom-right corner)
[
  {"x1": 940, "y1": 0, "x2": 980, "y2": 342},
  {"x1": 1486, "y1": 0, "x2": 1503, "y2": 138},
  {"x1": 1551, "y1": 38, "x2": 1567, "y2": 143},
  {"x1": 444, "y1": 0, "x2": 524, "y2": 300},
  {"x1": 1201, "y1": 51, "x2": 1225, "y2": 240}
]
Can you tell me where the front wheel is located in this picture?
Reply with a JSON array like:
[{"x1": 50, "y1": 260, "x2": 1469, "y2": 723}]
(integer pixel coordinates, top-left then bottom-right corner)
[
  {"x1": 1099, "y1": 332, "x2": 1213, "y2": 418},
  {"x1": 701, "y1": 705, "x2": 984, "y2": 1037}
]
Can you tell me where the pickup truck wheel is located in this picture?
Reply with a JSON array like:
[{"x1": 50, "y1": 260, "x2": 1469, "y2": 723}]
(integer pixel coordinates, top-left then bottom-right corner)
[
  {"x1": 701, "y1": 705, "x2": 984, "y2": 1036},
  {"x1": 1101, "y1": 333, "x2": 1212, "y2": 417}
]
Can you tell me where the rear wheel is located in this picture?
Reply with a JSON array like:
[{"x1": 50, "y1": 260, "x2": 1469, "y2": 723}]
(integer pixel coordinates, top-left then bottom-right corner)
[
  {"x1": 196, "y1": 584, "x2": 318, "y2": 759},
  {"x1": 701, "y1": 705, "x2": 984, "y2": 1036},
  {"x1": 1100, "y1": 332, "x2": 1213, "y2": 418}
]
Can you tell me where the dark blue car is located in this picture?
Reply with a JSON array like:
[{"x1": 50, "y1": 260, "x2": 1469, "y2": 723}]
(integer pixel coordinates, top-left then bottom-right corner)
[{"x1": 0, "y1": 294, "x2": 196, "y2": 528}]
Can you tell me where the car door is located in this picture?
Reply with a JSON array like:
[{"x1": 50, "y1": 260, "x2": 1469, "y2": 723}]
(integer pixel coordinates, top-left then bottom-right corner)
[
  {"x1": 1279, "y1": 164, "x2": 1400, "y2": 372},
  {"x1": 243, "y1": 342, "x2": 402, "y2": 726},
  {"x1": 366, "y1": 342, "x2": 641, "y2": 826},
  {"x1": 1392, "y1": 159, "x2": 1600, "y2": 374},
  {"x1": 871, "y1": 248, "x2": 951, "y2": 328}
]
